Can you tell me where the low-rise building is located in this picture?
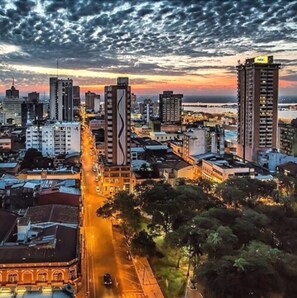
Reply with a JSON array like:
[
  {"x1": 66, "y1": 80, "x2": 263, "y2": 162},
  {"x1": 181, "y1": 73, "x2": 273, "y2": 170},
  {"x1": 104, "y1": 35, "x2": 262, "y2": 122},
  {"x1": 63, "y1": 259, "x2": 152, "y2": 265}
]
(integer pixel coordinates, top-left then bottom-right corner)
[
  {"x1": 0, "y1": 137, "x2": 12, "y2": 149},
  {"x1": 150, "y1": 131, "x2": 180, "y2": 142},
  {"x1": 17, "y1": 167, "x2": 80, "y2": 180},
  {"x1": 0, "y1": 205, "x2": 80, "y2": 293},
  {"x1": 98, "y1": 155, "x2": 131, "y2": 196},
  {"x1": 258, "y1": 149, "x2": 297, "y2": 172},
  {"x1": 0, "y1": 162, "x2": 20, "y2": 175},
  {"x1": 37, "y1": 186, "x2": 81, "y2": 206},
  {"x1": 202, "y1": 158, "x2": 255, "y2": 183}
]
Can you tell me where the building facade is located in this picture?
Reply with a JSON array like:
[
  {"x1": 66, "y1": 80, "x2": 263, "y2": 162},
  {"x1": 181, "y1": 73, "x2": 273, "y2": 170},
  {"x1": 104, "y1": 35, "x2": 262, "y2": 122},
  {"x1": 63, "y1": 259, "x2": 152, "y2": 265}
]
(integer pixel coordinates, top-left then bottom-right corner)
[
  {"x1": 202, "y1": 159, "x2": 255, "y2": 183},
  {"x1": 104, "y1": 77, "x2": 131, "y2": 165},
  {"x1": 0, "y1": 206, "x2": 80, "y2": 293},
  {"x1": 72, "y1": 85, "x2": 80, "y2": 107},
  {"x1": 21, "y1": 100, "x2": 44, "y2": 127},
  {"x1": 237, "y1": 56, "x2": 280, "y2": 162},
  {"x1": 279, "y1": 119, "x2": 297, "y2": 157},
  {"x1": 26, "y1": 121, "x2": 80, "y2": 156},
  {"x1": 98, "y1": 78, "x2": 132, "y2": 195},
  {"x1": 85, "y1": 91, "x2": 100, "y2": 111},
  {"x1": 2, "y1": 98, "x2": 23, "y2": 125},
  {"x1": 6, "y1": 80, "x2": 19, "y2": 98},
  {"x1": 178, "y1": 126, "x2": 225, "y2": 164},
  {"x1": 159, "y1": 91, "x2": 183, "y2": 124},
  {"x1": 139, "y1": 98, "x2": 154, "y2": 124},
  {"x1": 49, "y1": 78, "x2": 73, "y2": 121}
]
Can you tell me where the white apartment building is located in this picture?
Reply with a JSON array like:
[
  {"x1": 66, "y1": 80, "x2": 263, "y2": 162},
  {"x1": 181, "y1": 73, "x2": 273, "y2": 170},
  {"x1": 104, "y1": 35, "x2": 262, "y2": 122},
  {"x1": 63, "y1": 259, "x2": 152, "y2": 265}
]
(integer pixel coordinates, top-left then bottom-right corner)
[
  {"x1": 26, "y1": 122, "x2": 80, "y2": 156},
  {"x1": 202, "y1": 159, "x2": 255, "y2": 183},
  {"x1": 182, "y1": 126, "x2": 225, "y2": 163}
]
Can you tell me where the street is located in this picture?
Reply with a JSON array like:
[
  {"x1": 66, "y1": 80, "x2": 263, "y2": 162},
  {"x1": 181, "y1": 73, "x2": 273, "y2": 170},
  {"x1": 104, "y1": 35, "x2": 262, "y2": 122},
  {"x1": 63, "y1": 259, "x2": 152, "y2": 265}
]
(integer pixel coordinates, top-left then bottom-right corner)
[{"x1": 81, "y1": 122, "x2": 144, "y2": 298}]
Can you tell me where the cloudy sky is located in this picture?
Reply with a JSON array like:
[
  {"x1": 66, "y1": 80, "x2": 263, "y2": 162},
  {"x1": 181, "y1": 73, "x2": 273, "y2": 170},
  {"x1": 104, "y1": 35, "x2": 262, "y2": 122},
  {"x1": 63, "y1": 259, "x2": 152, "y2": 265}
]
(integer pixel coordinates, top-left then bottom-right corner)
[{"x1": 0, "y1": 0, "x2": 296, "y2": 97}]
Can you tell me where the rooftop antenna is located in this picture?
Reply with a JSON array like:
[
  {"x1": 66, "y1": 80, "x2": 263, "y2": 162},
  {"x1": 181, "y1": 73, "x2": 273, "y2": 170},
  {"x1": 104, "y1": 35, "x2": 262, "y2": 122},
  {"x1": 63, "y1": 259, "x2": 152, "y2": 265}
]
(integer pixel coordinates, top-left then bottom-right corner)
[
  {"x1": 57, "y1": 59, "x2": 59, "y2": 78},
  {"x1": 12, "y1": 77, "x2": 14, "y2": 87}
]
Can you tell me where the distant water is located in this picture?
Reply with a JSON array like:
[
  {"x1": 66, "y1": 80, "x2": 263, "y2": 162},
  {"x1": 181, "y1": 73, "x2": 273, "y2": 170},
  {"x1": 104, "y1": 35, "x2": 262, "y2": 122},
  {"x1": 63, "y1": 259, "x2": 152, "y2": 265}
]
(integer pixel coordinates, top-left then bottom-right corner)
[
  {"x1": 138, "y1": 95, "x2": 297, "y2": 104},
  {"x1": 183, "y1": 103, "x2": 297, "y2": 120}
]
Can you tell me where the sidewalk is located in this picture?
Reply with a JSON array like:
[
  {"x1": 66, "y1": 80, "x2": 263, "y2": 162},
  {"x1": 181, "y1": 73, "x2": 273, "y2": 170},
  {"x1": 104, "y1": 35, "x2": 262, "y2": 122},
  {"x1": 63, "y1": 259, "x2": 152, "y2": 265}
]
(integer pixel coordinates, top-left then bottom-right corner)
[{"x1": 133, "y1": 256, "x2": 165, "y2": 298}]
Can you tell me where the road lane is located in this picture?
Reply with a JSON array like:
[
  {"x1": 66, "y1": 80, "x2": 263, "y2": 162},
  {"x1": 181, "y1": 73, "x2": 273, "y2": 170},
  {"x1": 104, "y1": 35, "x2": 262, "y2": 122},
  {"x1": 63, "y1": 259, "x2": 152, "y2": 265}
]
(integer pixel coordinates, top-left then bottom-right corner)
[{"x1": 81, "y1": 118, "x2": 144, "y2": 298}]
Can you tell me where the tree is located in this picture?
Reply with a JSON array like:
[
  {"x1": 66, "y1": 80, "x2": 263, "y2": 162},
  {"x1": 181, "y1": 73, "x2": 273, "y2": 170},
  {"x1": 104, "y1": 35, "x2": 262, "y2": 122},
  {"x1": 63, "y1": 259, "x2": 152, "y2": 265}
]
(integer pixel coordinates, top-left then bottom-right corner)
[
  {"x1": 276, "y1": 173, "x2": 296, "y2": 196},
  {"x1": 215, "y1": 184, "x2": 245, "y2": 208},
  {"x1": 97, "y1": 191, "x2": 141, "y2": 233},
  {"x1": 134, "y1": 179, "x2": 157, "y2": 195},
  {"x1": 217, "y1": 177, "x2": 277, "y2": 208},
  {"x1": 196, "y1": 244, "x2": 285, "y2": 298},
  {"x1": 131, "y1": 230, "x2": 157, "y2": 257},
  {"x1": 21, "y1": 148, "x2": 42, "y2": 170},
  {"x1": 203, "y1": 226, "x2": 238, "y2": 259},
  {"x1": 140, "y1": 182, "x2": 179, "y2": 235}
]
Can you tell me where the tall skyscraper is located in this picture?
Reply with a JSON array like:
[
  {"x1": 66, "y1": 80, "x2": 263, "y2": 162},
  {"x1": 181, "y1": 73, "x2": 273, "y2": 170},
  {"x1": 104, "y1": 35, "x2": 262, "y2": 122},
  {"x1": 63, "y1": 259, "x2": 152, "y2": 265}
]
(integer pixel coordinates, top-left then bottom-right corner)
[
  {"x1": 104, "y1": 77, "x2": 131, "y2": 165},
  {"x1": 159, "y1": 91, "x2": 183, "y2": 124},
  {"x1": 73, "y1": 86, "x2": 80, "y2": 107},
  {"x1": 21, "y1": 100, "x2": 44, "y2": 127},
  {"x1": 237, "y1": 56, "x2": 280, "y2": 161},
  {"x1": 85, "y1": 91, "x2": 100, "y2": 111},
  {"x1": 49, "y1": 77, "x2": 73, "y2": 121},
  {"x1": 140, "y1": 98, "x2": 154, "y2": 124},
  {"x1": 28, "y1": 92, "x2": 39, "y2": 102}
]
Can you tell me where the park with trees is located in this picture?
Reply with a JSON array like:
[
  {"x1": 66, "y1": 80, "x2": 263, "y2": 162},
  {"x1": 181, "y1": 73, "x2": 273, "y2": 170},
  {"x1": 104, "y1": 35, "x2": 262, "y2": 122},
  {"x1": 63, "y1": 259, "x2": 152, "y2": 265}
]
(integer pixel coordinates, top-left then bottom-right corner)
[{"x1": 97, "y1": 175, "x2": 297, "y2": 298}]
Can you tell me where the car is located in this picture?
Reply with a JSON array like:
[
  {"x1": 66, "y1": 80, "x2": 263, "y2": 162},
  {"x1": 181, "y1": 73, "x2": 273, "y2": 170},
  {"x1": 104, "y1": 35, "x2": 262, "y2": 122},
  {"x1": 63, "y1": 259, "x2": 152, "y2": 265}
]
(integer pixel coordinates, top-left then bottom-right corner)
[
  {"x1": 103, "y1": 273, "x2": 112, "y2": 286},
  {"x1": 96, "y1": 186, "x2": 100, "y2": 192}
]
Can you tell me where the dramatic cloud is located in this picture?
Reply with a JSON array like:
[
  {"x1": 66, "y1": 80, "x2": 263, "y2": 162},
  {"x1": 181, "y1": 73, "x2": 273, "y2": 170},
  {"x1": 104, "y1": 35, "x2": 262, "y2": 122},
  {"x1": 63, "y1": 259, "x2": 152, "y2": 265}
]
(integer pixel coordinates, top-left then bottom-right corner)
[{"x1": 0, "y1": 0, "x2": 296, "y2": 95}]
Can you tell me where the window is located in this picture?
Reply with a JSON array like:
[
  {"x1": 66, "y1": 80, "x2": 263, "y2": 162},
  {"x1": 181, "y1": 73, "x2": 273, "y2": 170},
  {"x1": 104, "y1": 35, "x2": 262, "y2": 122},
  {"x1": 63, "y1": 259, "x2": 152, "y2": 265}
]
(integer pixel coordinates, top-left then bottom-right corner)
[
  {"x1": 38, "y1": 272, "x2": 47, "y2": 282},
  {"x1": 8, "y1": 273, "x2": 17, "y2": 283},
  {"x1": 53, "y1": 272, "x2": 63, "y2": 281}
]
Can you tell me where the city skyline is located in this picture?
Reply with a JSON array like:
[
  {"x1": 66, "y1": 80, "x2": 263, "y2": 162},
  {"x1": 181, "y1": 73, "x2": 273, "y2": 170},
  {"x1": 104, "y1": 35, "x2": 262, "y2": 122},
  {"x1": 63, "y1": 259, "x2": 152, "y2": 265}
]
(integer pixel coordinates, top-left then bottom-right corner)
[{"x1": 0, "y1": 0, "x2": 296, "y2": 96}]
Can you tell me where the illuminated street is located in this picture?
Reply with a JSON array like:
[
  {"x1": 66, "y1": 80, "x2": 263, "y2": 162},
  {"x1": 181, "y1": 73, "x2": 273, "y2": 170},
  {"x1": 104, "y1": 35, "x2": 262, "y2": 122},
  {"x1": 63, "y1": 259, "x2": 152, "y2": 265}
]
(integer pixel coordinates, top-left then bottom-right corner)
[{"x1": 81, "y1": 117, "x2": 144, "y2": 298}]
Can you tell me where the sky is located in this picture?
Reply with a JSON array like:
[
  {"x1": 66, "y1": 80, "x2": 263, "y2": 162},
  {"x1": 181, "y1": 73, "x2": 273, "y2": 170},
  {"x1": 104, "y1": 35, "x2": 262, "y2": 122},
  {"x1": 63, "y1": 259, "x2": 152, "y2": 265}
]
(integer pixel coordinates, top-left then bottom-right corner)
[{"x1": 0, "y1": 0, "x2": 296, "y2": 97}]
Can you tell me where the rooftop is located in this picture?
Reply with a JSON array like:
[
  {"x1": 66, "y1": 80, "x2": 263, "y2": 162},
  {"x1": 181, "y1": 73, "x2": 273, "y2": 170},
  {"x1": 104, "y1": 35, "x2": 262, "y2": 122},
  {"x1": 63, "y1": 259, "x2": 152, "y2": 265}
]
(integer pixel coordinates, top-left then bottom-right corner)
[
  {"x1": 24, "y1": 204, "x2": 79, "y2": 225},
  {"x1": 0, "y1": 224, "x2": 77, "y2": 264},
  {"x1": 204, "y1": 158, "x2": 254, "y2": 170},
  {"x1": 0, "y1": 162, "x2": 18, "y2": 168},
  {"x1": 0, "y1": 210, "x2": 17, "y2": 242}
]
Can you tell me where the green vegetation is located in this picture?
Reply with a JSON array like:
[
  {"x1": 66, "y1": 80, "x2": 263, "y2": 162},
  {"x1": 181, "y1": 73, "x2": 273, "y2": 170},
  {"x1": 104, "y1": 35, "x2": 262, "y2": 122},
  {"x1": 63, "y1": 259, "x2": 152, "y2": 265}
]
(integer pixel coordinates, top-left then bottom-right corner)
[{"x1": 98, "y1": 176, "x2": 297, "y2": 298}]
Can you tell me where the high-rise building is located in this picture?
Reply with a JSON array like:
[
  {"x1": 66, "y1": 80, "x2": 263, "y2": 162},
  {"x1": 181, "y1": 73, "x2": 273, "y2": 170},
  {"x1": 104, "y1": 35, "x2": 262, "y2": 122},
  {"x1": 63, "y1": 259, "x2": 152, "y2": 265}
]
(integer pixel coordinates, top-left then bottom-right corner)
[
  {"x1": 26, "y1": 121, "x2": 80, "y2": 156},
  {"x1": 104, "y1": 77, "x2": 131, "y2": 165},
  {"x1": 159, "y1": 91, "x2": 183, "y2": 124},
  {"x1": 183, "y1": 125, "x2": 225, "y2": 163},
  {"x1": 73, "y1": 86, "x2": 80, "y2": 107},
  {"x1": 21, "y1": 100, "x2": 44, "y2": 127},
  {"x1": 279, "y1": 119, "x2": 297, "y2": 157},
  {"x1": 49, "y1": 77, "x2": 73, "y2": 121},
  {"x1": 237, "y1": 56, "x2": 280, "y2": 161},
  {"x1": 27, "y1": 92, "x2": 39, "y2": 102},
  {"x1": 5, "y1": 78, "x2": 19, "y2": 98},
  {"x1": 139, "y1": 98, "x2": 154, "y2": 124},
  {"x1": 85, "y1": 91, "x2": 100, "y2": 111},
  {"x1": 2, "y1": 98, "x2": 23, "y2": 125}
]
